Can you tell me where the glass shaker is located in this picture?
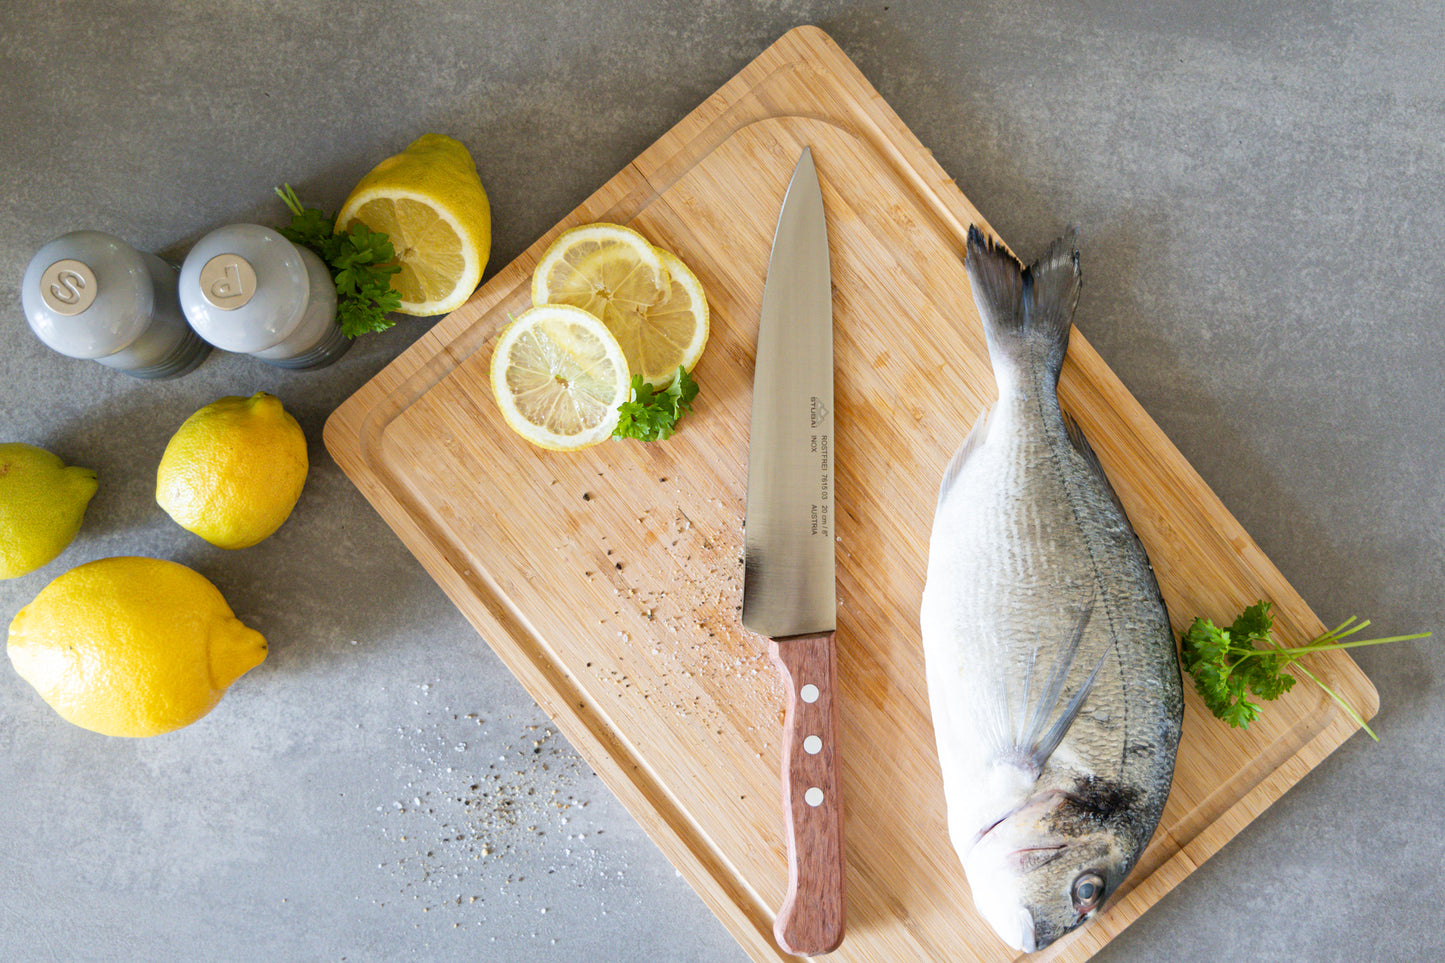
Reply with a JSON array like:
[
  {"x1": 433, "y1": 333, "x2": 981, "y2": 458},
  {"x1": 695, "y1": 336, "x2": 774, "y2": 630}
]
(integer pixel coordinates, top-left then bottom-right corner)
[
  {"x1": 21, "y1": 230, "x2": 211, "y2": 378},
  {"x1": 179, "y1": 224, "x2": 349, "y2": 369}
]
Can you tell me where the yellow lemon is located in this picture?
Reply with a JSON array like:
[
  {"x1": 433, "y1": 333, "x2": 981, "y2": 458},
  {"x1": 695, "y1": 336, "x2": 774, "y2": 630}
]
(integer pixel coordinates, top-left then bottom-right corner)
[
  {"x1": 156, "y1": 392, "x2": 308, "y2": 549},
  {"x1": 0, "y1": 443, "x2": 98, "y2": 579},
  {"x1": 7, "y1": 556, "x2": 267, "y2": 737},
  {"x1": 532, "y1": 223, "x2": 708, "y2": 387},
  {"x1": 336, "y1": 133, "x2": 491, "y2": 316},
  {"x1": 490, "y1": 304, "x2": 631, "y2": 450}
]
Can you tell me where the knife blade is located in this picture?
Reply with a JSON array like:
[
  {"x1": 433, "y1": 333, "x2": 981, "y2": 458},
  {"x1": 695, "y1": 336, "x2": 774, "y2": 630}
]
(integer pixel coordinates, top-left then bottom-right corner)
[{"x1": 742, "y1": 146, "x2": 845, "y2": 957}]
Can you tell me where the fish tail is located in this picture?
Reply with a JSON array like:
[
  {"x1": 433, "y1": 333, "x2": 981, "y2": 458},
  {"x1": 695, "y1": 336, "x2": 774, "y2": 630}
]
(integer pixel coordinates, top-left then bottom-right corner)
[{"x1": 964, "y1": 225, "x2": 1081, "y2": 385}]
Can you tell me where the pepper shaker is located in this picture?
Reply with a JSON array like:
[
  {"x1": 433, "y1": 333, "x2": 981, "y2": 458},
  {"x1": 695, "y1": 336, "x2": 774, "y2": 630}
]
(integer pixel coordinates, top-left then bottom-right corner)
[
  {"x1": 179, "y1": 224, "x2": 349, "y2": 369},
  {"x1": 22, "y1": 230, "x2": 211, "y2": 379}
]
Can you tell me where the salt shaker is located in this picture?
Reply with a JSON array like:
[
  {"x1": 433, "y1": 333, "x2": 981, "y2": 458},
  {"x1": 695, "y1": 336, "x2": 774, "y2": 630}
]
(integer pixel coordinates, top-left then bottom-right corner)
[
  {"x1": 179, "y1": 224, "x2": 349, "y2": 369},
  {"x1": 22, "y1": 230, "x2": 211, "y2": 378}
]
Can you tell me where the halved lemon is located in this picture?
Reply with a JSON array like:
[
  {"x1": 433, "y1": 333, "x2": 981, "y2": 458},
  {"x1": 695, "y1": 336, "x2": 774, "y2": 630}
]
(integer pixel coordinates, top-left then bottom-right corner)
[
  {"x1": 532, "y1": 223, "x2": 709, "y2": 385},
  {"x1": 336, "y1": 134, "x2": 491, "y2": 316},
  {"x1": 490, "y1": 304, "x2": 631, "y2": 450}
]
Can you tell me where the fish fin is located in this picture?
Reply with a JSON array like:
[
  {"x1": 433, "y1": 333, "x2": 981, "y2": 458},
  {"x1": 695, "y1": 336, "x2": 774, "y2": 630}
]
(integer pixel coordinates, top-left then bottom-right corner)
[
  {"x1": 1063, "y1": 413, "x2": 1131, "y2": 523},
  {"x1": 1031, "y1": 646, "x2": 1108, "y2": 772},
  {"x1": 937, "y1": 404, "x2": 994, "y2": 506},
  {"x1": 988, "y1": 601, "x2": 1102, "y2": 772},
  {"x1": 963, "y1": 225, "x2": 1026, "y2": 346},
  {"x1": 965, "y1": 225, "x2": 1081, "y2": 383}
]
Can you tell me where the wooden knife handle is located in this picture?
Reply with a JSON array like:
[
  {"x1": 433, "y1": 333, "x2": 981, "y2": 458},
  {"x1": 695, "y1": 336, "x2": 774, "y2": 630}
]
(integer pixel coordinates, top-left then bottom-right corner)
[{"x1": 769, "y1": 632, "x2": 845, "y2": 956}]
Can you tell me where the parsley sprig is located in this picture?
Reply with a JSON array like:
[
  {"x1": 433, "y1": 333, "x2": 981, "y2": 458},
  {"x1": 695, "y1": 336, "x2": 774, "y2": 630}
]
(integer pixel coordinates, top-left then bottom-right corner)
[
  {"x1": 275, "y1": 184, "x2": 401, "y2": 337},
  {"x1": 1180, "y1": 600, "x2": 1430, "y2": 740},
  {"x1": 613, "y1": 366, "x2": 699, "y2": 442}
]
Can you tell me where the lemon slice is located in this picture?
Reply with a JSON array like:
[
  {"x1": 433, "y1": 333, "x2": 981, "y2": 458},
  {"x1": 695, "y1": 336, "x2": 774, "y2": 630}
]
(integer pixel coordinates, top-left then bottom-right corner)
[
  {"x1": 531, "y1": 222, "x2": 667, "y2": 311},
  {"x1": 491, "y1": 304, "x2": 631, "y2": 450},
  {"x1": 532, "y1": 223, "x2": 709, "y2": 386},
  {"x1": 635, "y1": 249, "x2": 709, "y2": 384},
  {"x1": 337, "y1": 134, "x2": 491, "y2": 316}
]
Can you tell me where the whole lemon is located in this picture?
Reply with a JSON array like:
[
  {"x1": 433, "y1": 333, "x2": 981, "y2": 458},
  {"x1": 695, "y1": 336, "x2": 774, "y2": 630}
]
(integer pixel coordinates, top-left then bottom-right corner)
[
  {"x1": 156, "y1": 392, "x2": 308, "y2": 549},
  {"x1": 0, "y1": 443, "x2": 98, "y2": 579},
  {"x1": 7, "y1": 556, "x2": 267, "y2": 737}
]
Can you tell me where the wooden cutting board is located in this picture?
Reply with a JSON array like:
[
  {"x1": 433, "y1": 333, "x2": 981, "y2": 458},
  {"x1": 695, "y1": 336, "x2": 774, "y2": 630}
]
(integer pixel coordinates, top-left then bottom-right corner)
[{"x1": 324, "y1": 25, "x2": 1377, "y2": 962}]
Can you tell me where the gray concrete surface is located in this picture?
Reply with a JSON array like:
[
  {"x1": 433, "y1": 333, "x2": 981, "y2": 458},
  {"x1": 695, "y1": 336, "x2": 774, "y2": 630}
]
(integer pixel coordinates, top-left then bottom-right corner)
[{"x1": 2, "y1": 2, "x2": 1441, "y2": 961}]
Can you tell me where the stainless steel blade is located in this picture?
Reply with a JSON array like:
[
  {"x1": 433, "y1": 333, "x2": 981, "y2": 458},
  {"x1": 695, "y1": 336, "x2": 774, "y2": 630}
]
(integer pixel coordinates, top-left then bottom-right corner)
[{"x1": 741, "y1": 146, "x2": 835, "y2": 640}]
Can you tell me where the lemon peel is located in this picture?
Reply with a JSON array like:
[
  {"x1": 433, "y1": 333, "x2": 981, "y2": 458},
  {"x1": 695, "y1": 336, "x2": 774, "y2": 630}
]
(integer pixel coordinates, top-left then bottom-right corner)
[
  {"x1": 156, "y1": 392, "x2": 308, "y2": 549},
  {"x1": 0, "y1": 443, "x2": 97, "y2": 579},
  {"x1": 7, "y1": 556, "x2": 267, "y2": 737}
]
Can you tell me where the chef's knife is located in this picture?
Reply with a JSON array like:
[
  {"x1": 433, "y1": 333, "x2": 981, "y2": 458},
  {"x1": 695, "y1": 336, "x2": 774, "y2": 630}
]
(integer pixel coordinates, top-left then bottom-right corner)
[{"x1": 742, "y1": 146, "x2": 845, "y2": 957}]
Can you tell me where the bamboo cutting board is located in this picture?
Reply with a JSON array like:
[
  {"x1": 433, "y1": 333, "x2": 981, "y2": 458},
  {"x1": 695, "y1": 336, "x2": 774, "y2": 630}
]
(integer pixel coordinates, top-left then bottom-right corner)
[{"x1": 324, "y1": 26, "x2": 1377, "y2": 962}]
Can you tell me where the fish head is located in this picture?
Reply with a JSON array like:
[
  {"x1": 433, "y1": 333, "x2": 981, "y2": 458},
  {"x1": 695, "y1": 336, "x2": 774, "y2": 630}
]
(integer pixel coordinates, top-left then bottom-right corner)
[{"x1": 963, "y1": 784, "x2": 1140, "y2": 952}]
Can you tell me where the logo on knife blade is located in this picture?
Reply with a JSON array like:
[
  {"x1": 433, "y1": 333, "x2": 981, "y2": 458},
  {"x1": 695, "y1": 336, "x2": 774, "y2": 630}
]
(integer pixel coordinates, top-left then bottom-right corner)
[{"x1": 810, "y1": 397, "x2": 831, "y2": 429}]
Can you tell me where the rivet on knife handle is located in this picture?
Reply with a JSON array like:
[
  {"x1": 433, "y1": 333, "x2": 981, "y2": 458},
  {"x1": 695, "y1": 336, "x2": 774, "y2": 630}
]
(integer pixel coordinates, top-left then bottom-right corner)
[{"x1": 770, "y1": 632, "x2": 845, "y2": 956}]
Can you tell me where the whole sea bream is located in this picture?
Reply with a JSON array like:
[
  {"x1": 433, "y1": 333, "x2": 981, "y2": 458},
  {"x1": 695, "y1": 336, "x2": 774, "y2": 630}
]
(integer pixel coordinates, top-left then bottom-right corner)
[{"x1": 920, "y1": 226, "x2": 1183, "y2": 953}]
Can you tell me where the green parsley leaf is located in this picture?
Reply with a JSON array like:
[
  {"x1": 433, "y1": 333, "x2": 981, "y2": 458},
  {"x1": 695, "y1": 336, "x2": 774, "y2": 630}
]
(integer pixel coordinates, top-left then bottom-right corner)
[
  {"x1": 275, "y1": 184, "x2": 402, "y2": 338},
  {"x1": 1218, "y1": 697, "x2": 1260, "y2": 730},
  {"x1": 1180, "y1": 600, "x2": 1430, "y2": 740},
  {"x1": 613, "y1": 366, "x2": 699, "y2": 442},
  {"x1": 1230, "y1": 601, "x2": 1274, "y2": 646}
]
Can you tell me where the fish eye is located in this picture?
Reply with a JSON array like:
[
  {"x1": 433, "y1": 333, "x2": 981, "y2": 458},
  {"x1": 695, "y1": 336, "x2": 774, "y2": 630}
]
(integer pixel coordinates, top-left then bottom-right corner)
[{"x1": 1071, "y1": 872, "x2": 1106, "y2": 913}]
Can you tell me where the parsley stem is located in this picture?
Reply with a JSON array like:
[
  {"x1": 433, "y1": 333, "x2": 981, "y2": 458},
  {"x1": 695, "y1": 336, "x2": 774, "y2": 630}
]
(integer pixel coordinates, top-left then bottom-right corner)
[
  {"x1": 1260, "y1": 623, "x2": 1432, "y2": 742},
  {"x1": 1272, "y1": 631, "x2": 1431, "y2": 657},
  {"x1": 1288, "y1": 659, "x2": 1379, "y2": 741},
  {"x1": 1217, "y1": 656, "x2": 1255, "y2": 683},
  {"x1": 275, "y1": 184, "x2": 305, "y2": 218}
]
